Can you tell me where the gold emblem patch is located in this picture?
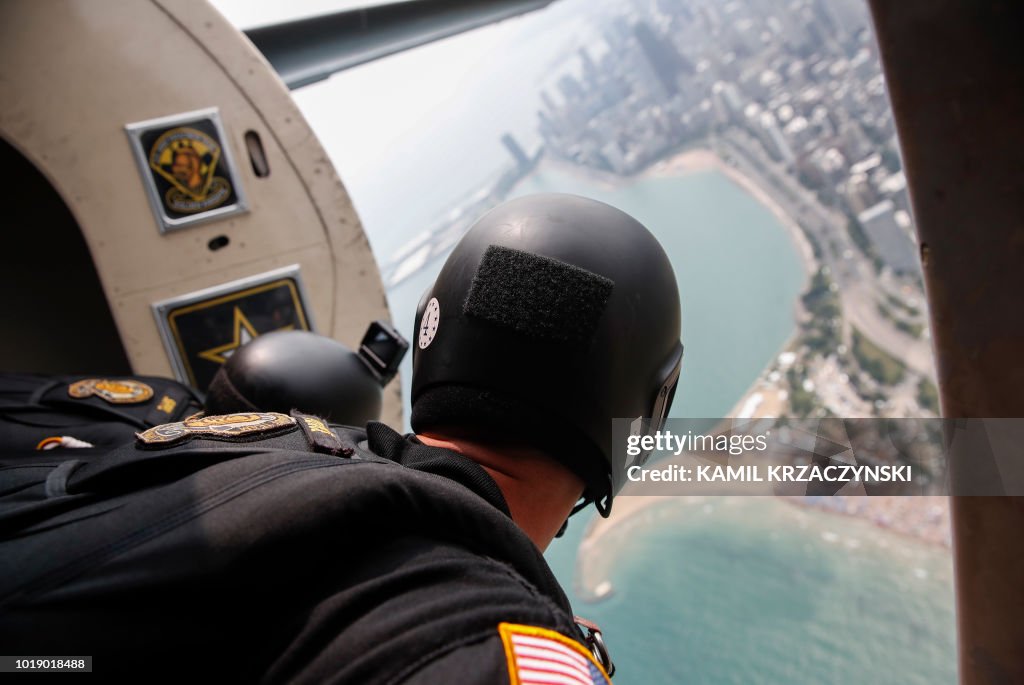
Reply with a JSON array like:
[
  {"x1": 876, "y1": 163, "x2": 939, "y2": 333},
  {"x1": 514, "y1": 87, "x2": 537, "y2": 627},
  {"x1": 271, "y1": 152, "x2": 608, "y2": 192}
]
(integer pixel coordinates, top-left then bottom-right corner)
[
  {"x1": 156, "y1": 395, "x2": 178, "y2": 414},
  {"x1": 136, "y1": 412, "x2": 296, "y2": 446},
  {"x1": 301, "y1": 416, "x2": 333, "y2": 437},
  {"x1": 136, "y1": 422, "x2": 191, "y2": 445},
  {"x1": 68, "y1": 379, "x2": 154, "y2": 404},
  {"x1": 126, "y1": 108, "x2": 247, "y2": 233},
  {"x1": 148, "y1": 126, "x2": 231, "y2": 215}
]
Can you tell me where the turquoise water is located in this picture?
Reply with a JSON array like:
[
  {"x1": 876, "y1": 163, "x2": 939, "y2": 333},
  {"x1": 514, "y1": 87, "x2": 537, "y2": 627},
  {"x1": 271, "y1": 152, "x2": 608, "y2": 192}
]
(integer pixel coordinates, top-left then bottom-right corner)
[
  {"x1": 378, "y1": 166, "x2": 956, "y2": 684},
  {"x1": 545, "y1": 499, "x2": 955, "y2": 685}
]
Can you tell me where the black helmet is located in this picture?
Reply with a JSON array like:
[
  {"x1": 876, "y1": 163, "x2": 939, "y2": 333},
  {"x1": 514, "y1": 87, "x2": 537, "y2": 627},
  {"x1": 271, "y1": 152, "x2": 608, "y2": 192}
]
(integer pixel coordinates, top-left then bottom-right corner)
[
  {"x1": 410, "y1": 193, "x2": 682, "y2": 516},
  {"x1": 205, "y1": 330, "x2": 384, "y2": 426}
]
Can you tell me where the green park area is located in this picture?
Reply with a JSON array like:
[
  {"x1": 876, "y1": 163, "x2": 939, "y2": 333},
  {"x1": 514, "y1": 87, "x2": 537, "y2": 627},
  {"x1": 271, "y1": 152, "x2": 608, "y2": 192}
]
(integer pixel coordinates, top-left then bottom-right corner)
[{"x1": 852, "y1": 327, "x2": 905, "y2": 386}]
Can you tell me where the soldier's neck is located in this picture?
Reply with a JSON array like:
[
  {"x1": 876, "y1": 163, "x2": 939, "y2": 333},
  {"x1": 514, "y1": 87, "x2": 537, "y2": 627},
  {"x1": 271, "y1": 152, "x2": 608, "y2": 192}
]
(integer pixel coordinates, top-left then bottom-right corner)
[{"x1": 416, "y1": 433, "x2": 583, "y2": 551}]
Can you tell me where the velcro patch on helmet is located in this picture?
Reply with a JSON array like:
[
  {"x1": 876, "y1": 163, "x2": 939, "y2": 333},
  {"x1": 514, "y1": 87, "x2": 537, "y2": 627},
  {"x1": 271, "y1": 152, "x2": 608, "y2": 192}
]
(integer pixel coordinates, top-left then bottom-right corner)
[{"x1": 463, "y1": 246, "x2": 613, "y2": 343}]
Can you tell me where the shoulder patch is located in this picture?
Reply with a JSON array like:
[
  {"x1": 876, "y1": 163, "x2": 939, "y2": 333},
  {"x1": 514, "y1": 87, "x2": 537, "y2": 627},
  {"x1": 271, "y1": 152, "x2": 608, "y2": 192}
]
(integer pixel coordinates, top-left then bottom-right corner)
[
  {"x1": 498, "y1": 622, "x2": 611, "y2": 685},
  {"x1": 69, "y1": 379, "x2": 154, "y2": 404},
  {"x1": 156, "y1": 395, "x2": 178, "y2": 414},
  {"x1": 292, "y1": 410, "x2": 352, "y2": 457},
  {"x1": 136, "y1": 411, "x2": 295, "y2": 447}
]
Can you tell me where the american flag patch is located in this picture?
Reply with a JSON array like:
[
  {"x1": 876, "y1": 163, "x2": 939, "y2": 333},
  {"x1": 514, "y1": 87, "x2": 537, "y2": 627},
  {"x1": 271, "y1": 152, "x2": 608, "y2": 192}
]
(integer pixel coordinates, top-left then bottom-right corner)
[{"x1": 498, "y1": 622, "x2": 611, "y2": 685}]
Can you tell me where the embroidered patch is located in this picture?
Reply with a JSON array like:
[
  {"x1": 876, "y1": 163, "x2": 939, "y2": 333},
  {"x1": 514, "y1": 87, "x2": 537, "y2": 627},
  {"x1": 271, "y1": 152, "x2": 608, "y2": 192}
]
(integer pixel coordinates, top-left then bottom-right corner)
[
  {"x1": 156, "y1": 395, "x2": 178, "y2": 414},
  {"x1": 68, "y1": 379, "x2": 154, "y2": 404},
  {"x1": 498, "y1": 623, "x2": 610, "y2": 685},
  {"x1": 147, "y1": 126, "x2": 232, "y2": 216},
  {"x1": 292, "y1": 410, "x2": 352, "y2": 457},
  {"x1": 137, "y1": 422, "x2": 191, "y2": 445},
  {"x1": 36, "y1": 436, "x2": 94, "y2": 450},
  {"x1": 125, "y1": 107, "x2": 247, "y2": 233},
  {"x1": 136, "y1": 412, "x2": 295, "y2": 446}
]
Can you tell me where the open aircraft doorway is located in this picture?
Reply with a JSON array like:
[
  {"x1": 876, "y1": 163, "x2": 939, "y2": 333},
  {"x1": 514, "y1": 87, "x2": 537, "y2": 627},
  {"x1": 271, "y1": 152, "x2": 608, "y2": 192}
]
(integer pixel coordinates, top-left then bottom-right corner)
[
  {"x1": 2, "y1": 0, "x2": 1022, "y2": 682},
  {"x1": 260, "y1": 0, "x2": 1020, "y2": 682}
]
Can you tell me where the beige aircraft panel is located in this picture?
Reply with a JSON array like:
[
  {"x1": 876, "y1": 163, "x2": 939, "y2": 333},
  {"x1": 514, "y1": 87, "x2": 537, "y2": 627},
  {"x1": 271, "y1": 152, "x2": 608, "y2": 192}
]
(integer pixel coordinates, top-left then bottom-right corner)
[{"x1": 0, "y1": 0, "x2": 401, "y2": 425}]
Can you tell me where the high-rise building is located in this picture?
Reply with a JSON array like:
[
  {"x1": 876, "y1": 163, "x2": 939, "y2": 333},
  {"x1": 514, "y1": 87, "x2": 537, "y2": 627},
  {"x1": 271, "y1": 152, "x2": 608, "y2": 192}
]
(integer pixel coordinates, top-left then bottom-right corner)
[
  {"x1": 818, "y1": 0, "x2": 869, "y2": 39},
  {"x1": 501, "y1": 133, "x2": 531, "y2": 171},
  {"x1": 758, "y1": 111, "x2": 796, "y2": 167},
  {"x1": 843, "y1": 172, "x2": 876, "y2": 215},
  {"x1": 537, "y1": 111, "x2": 559, "y2": 146},
  {"x1": 858, "y1": 200, "x2": 919, "y2": 274},
  {"x1": 539, "y1": 89, "x2": 557, "y2": 114},
  {"x1": 712, "y1": 81, "x2": 745, "y2": 122},
  {"x1": 656, "y1": 0, "x2": 690, "y2": 21},
  {"x1": 578, "y1": 47, "x2": 600, "y2": 88},
  {"x1": 633, "y1": 21, "x2": 691, "y2": 96},
  {"x1": 557, "y1": 73, "x2": 585, "y2": 105}
]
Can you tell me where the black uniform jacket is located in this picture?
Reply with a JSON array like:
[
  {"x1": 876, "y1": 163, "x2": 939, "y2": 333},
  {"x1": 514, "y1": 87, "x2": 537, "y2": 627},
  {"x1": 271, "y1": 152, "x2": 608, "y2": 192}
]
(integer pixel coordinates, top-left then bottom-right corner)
[{"x1": 0, "y1": 417, "x2": 609, "y2": 684}]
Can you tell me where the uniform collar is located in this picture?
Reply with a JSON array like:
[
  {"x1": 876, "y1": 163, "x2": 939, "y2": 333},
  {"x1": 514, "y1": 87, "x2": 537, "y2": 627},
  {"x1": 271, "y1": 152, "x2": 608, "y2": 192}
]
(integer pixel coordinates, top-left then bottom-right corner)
[{"x1": 364, "y1": 421, "x2": 512, "y2": 518}]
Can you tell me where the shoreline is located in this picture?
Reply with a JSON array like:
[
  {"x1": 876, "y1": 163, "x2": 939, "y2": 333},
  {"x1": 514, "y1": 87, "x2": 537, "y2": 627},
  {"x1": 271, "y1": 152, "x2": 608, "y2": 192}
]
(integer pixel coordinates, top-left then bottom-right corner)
[
  {"x1": 642, "y1": 147, "x2": 814, "y2": 424},
  {"x1": 575, "y1": 494, "x2": 951, "y2": 602},
  {"x1": 562, "y1": 147, "x2": 950, "y2": 600},
  {"x1": 577, "y1": 144, "x2": 818, "y2": 561},
  {"x1": 530, "y1": 146, "x2": 818, "y2": 284},
  {"x1": 782, "y1": 496, "x2": 951, "y2": 548},
  {"x1": 647, "y1": 147, "x2": 820, "y2": 424},
  {"x1": 643, "y1": 147, "x2": 818, "y2": 280}
]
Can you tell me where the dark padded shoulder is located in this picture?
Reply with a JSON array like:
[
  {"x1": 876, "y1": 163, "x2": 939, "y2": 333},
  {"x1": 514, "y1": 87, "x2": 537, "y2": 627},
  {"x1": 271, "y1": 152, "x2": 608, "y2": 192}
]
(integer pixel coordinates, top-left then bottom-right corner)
[
  {"x1": 0, "y1": 443, "x2": 572, "y2": 683},
  {"x1": 265, "y1": 535, "x2": 578, "y2": 685}
]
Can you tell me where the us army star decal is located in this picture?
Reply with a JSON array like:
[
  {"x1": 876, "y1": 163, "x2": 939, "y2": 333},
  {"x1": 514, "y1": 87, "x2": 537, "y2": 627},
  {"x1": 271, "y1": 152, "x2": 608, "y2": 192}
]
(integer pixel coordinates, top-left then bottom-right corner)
[{"x1": 197, "y1": 306, "x2": 293, "y2": 365}]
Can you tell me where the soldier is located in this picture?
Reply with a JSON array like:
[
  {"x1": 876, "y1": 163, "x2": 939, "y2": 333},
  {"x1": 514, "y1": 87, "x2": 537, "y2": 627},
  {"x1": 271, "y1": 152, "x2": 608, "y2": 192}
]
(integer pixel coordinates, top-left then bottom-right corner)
[{"x1": 0, "y1": 193, "x2": 682, "y2": 683}]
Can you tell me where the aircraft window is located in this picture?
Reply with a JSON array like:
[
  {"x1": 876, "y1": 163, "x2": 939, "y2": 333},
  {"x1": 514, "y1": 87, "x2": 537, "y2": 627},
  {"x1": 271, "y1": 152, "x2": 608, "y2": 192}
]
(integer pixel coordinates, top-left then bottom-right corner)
[{"x1": 262, "y1": 0, "x2": 956, "y2": 682}]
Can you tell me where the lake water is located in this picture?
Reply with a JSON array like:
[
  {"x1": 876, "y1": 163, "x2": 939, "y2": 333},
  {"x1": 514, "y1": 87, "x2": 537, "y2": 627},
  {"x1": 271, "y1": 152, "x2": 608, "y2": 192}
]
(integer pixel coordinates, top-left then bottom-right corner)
[
  {"x1": 370, "y1": 164, "x2": 956, "y2": 684},
  {"x1": 547, "y1": 497, "x2": 956, "y2": 685}
]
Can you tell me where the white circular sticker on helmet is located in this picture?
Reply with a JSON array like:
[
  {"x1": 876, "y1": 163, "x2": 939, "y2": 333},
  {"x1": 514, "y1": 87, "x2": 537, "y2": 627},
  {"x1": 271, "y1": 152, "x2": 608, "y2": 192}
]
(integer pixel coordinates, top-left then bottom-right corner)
[{"x1": 418, "y1": 297, "x2": 441, "y2": 349}]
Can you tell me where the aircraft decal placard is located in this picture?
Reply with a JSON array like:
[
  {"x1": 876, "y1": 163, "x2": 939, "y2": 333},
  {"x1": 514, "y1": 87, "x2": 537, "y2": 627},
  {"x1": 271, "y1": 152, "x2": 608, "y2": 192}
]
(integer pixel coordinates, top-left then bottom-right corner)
[
  {"x1": 126, "y1": 108, "x2": 248, "y2": 233},
  {"x1": 152, "y1": 266, "x2": 315, "y2": 390}
]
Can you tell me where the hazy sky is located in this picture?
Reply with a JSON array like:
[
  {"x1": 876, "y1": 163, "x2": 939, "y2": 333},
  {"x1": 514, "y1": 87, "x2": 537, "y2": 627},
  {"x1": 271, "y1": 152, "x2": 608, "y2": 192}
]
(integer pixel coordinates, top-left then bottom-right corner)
[
  {"x1": 207, "y1": 0, "x2": 586, "y2": 175},
  {"x1": 207, "y1": 0, "x2": 600, "y2": 253}
]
